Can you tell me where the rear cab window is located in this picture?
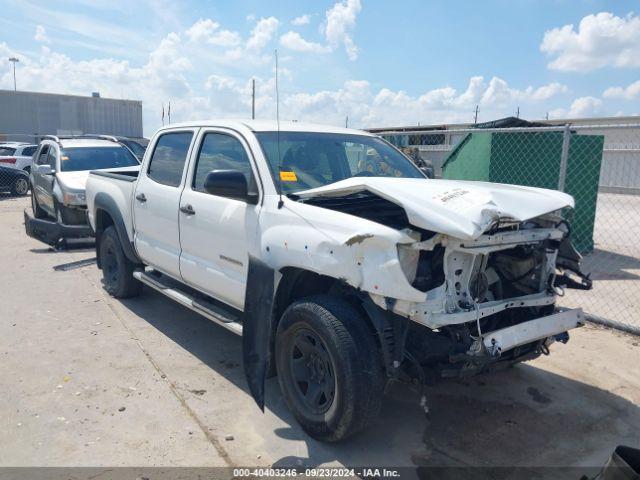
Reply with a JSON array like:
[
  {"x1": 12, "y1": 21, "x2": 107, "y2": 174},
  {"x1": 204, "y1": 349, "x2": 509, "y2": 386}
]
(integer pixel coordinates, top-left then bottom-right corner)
[{"x1": 147, "y1": 132, "x2": 194, "y2": 187}]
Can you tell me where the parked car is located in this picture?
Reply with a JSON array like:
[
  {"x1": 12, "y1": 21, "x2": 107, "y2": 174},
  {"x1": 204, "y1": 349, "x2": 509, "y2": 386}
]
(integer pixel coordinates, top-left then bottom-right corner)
[
  {"x1": 116, "y1": 136, "x2": 148, "y2": 161},
  {"x1": 84, "y1": 135, "x2": 149, "y2": 161},
  {"x1": 85, "y1": 120, "x2": 592, "y2": 442},
  {"x1": 0, "y1": 165, "x2": 30, "y2": 195},
  {"x1": 0, "y1": 142, "x2": 38, "y2": 173},
  {"x1": 25, "y1": 135, "x2": 140, "y2": 246}
]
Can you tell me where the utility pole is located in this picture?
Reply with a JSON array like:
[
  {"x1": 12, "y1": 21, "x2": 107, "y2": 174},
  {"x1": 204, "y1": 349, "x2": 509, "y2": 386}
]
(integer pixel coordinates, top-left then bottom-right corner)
[
  {"x1": 546, "y1": 112, "x2": 549, "y2": 120},
  {"x1": 345, "y1": 116, "x2": 348, "y2": 128},
  {"x1": 251, "y1": 78, "x2": 255, "y2": 119},
  {"x1": 8, "y1": 57, "x2": 19, "y2": 91},
  {"x1": 474, "y1": 105, "x2": 479, "y2": 124},
  {"x1": 516, "y1": 106, "x2": 520, "y2": 118}
]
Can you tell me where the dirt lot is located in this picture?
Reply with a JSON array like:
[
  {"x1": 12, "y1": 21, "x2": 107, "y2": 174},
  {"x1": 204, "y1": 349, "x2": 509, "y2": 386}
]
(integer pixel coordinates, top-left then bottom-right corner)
[{"x1": 1, "y1": 194, "x2": 639, "y2": 475}]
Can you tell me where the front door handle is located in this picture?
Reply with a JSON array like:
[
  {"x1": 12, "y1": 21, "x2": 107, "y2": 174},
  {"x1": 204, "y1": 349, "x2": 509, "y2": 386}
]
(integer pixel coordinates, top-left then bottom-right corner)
[
  {"x1": 180, "y1": 204, "x2": 195, "y2": 215},
  {"x1": 135, "y1": 193, "x2": 147, "y2": 202}
]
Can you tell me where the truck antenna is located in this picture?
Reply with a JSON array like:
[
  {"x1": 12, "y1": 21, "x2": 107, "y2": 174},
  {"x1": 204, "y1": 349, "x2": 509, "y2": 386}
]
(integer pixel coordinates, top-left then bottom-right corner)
[{"x1": 275, "y1": 49, "x2": 284, "y2": 209}]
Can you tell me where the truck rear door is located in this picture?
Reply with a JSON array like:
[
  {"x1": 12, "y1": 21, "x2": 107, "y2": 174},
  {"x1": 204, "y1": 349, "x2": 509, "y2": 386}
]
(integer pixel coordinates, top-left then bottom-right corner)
[{"x1": 132, "y1": 130, "x2": 196, "y2": 278}]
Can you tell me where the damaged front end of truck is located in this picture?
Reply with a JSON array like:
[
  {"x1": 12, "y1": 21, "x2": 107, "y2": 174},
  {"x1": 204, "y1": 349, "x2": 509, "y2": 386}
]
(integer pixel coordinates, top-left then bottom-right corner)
[{"x1": 291, "y1": 177, "x2": 592, "y2": 381}]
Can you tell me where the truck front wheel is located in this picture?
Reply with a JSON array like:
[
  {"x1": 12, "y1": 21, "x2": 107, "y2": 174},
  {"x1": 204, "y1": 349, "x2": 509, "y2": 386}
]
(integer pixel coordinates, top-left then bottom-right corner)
[
  {"x1": 275, "y1": 296, "x2": 385, "y2": 442},
  {"x1": 99, "y1": 226, "x2": 141, "y2": 298}
]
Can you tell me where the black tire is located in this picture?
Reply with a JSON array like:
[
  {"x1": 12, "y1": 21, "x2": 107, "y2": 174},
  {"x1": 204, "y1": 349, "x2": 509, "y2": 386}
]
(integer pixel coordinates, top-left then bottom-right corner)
[
  {"x1": 11, "y1": 176, "x2": 29, "y2": 196},
  {"x1": 275, "y1": 295, "x2": 386, "y2": 442},
  {"x1": 99, "y1": 226, "x2": 141, "y2": 298},
  {"x1": 31, "y1": 190, "x2": 48, "y2": 219}
]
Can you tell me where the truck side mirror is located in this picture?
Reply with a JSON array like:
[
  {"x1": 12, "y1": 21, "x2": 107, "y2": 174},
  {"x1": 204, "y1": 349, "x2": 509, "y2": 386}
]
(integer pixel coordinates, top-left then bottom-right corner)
[
  {"x1": 36, "y1": 164, "x2": 54, "y2": 175},
  {"x1": 204, "y1": 170, "x2": 256, "y2": 204}
]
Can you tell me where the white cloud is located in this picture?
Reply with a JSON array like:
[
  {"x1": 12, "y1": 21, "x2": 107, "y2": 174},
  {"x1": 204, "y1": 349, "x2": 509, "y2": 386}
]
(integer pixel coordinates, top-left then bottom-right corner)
[
  {"x1": 479, "y1": 77, "x2": 568, "y2": 107},
  {"x1": 322, "y1": 0, "x2": 361, "y2": 60},
  {"x1": 0, "y1": 12, "x2": 618, "y2": 139},
  {"x1": 34, "y1": 25, "x2": 50, "y2": 43},
  {"x1": 604, "y1": 80, "x2": 640, "y2": 99},
  {"x1": 185, "y1": 19, "x2": 241, "y2": 47},
  {"x1": 550, "y1": 96, "x2": 604, "y2": 119},
  {"x1": 541, "y1": 12, "x2": 640, "y2": 71},
  {"x1": 528, "y1": 82, "x2": 569, "y2": 101},
  {"x1": 246, "y1": 17, "x2": 279, "y2": 52},
  {"x1": 292, "y1": 14, "x2": 311, "y2": 26},
  {"x1": 280, "y1": 31, "x2": 330, "y2": 53}
]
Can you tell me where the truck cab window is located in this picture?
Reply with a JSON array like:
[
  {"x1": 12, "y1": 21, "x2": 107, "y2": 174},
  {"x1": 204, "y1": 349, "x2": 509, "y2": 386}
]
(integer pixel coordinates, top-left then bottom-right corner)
[
  {"x1": 193, "y1": 133, "x2": 254, "y2": 193},
  {"x1": 147, "y1": 132, "x2": 193, "y2": 187}
]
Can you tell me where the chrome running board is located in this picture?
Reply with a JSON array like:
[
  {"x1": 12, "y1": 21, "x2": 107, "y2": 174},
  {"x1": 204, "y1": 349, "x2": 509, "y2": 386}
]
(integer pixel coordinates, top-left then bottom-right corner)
[{"x1": 133, "y1": 270, "x2": 243, "y2": 336}]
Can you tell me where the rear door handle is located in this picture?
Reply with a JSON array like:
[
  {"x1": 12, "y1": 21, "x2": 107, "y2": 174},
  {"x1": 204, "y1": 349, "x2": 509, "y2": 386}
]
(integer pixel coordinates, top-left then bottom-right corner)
[
  {"x1": 135, "y1": 193, "x2": 146, "y2": 202},
  {"x1": 180, "y1": 204, "x2": 195, "y2": 215}
]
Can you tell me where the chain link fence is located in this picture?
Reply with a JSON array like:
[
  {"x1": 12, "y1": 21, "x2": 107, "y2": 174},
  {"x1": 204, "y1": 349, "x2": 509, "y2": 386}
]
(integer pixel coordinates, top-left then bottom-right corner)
[{"x1": 374, "y1": 123, "x2": 640, "y2": 330}]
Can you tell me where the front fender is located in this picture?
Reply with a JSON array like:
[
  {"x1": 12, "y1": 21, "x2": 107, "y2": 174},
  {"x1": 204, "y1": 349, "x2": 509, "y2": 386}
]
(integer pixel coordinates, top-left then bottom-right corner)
[{"x1": 258, "y1": 200, "x2": 427, "y2": 304}]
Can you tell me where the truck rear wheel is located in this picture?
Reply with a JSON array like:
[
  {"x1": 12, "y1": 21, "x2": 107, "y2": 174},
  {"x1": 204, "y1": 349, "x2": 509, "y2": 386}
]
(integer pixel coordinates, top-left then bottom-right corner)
[
  {"x1": 99, "y1": 226, "x2": 141, "y2": 298},
  {"x1": 275, "y1": 296, "x2": 385, "y2": 442}
]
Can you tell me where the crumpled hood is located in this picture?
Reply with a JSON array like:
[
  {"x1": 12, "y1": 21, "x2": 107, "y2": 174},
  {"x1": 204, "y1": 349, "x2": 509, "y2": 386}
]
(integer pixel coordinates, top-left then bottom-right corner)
[
  {"x1": 57, "y1": 165, "x2": 140, "y2": 192},
  {"x1": 297, "y1": 177, "x2": 574, "y2": 240}
]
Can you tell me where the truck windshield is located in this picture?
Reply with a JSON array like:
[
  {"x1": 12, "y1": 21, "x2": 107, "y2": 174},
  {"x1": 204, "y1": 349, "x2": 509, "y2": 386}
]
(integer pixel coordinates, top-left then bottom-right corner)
[
  {"x1": 60, "y1": 147, "x2": 139, "y2": 172},
  {"x1": 255, "y1": 132, "x2": 425, "y2": 194}
]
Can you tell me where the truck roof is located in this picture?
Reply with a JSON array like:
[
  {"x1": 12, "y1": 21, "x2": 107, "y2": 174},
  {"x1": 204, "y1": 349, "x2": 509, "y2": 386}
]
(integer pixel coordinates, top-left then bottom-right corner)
[{"x1": 157, "y1": 120, "x2": 375, "y2": 136}]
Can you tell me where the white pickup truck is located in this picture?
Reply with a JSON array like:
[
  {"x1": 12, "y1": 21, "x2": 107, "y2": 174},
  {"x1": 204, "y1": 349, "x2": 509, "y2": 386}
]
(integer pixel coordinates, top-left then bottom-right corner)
[{"x1": 85, "y1": 120, "x2": 592, "y2": 441}]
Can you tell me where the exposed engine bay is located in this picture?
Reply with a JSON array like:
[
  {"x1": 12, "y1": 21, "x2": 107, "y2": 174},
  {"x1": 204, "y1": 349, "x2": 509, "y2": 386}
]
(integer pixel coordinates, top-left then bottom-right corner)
[{"x1": 301, "y1": 189, "x2": 592, "y2": 377}]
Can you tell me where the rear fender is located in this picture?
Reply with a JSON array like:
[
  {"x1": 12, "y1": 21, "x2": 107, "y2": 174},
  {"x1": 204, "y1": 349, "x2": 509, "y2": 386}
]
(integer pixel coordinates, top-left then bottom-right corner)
[{"x1": 93, "y1": 192, "x2": 140, "y2": 267}]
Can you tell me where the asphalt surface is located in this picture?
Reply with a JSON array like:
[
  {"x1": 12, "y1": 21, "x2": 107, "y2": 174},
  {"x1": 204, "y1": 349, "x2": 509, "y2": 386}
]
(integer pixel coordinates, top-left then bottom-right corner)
[{"x1": 1, "y1": 194, "x2": 639, "y2": 477}]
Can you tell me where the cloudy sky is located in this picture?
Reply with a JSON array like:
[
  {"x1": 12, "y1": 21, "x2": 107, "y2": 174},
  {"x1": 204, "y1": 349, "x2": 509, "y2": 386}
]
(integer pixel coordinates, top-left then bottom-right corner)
[{"x1": 1, "y1": 0, "x2": 639, "y2": 134}]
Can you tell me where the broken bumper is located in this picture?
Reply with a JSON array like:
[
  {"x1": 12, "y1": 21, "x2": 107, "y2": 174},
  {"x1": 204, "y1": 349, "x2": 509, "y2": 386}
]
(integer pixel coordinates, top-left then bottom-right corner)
[
  {"x1": 482, "y1": 308, "x2": 585, "y2": 356},
  {"x1": 442, "y1": 308, "x2": 584, "y2": 377},
  {"x1": 24, "y1": 209, "x2": 93, "y2": 246}
]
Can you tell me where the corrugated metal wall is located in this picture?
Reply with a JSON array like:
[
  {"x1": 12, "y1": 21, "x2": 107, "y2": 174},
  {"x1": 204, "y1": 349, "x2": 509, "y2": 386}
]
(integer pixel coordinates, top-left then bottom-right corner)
[{"x1": 0, "y1": 90, "x2": 143, "y2": 139}]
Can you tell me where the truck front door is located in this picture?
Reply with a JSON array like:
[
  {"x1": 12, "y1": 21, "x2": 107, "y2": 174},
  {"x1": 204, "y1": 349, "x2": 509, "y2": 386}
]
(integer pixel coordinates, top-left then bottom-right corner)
[
  {"x1": 178, "y1": 130, "x2": 260, "y2": 310},
  {"x1": 133, "y1": 130, "x2": 195, "y2": 279}
]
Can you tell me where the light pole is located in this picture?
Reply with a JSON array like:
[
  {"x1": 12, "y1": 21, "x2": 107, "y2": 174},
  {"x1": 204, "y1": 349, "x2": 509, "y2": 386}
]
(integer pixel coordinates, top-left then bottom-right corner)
[{"x1": 8, "y1": 57, "x2": 19, "y2": 91}]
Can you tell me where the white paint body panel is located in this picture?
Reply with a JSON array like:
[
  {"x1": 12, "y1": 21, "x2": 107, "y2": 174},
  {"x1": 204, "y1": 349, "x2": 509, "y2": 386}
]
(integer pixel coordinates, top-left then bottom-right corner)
[
  {"x1": 133, "y1": 177, "x2": 183, "y2": 278},
  {"x1": 179, "y1": 190, "x2": 257, "y2": 310},
  {"x1": 57, "y1": 166, "x2": 139, "y2": 194},
  {"x1": 297, "y1": 177, "x2": 574, "y2": 240}
]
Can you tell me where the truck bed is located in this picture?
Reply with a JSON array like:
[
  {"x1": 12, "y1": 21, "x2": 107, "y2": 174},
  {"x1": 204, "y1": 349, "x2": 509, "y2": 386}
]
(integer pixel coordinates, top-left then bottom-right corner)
[{"x1": 86, "y1": 168, "x2": 140, "y2": 242}]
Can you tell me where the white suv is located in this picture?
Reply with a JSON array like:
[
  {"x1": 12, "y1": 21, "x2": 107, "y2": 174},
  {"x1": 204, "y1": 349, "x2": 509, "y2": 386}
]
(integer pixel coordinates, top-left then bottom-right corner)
[{"x1": 0, "y1": 143, "x2": 38, "y2": 172}]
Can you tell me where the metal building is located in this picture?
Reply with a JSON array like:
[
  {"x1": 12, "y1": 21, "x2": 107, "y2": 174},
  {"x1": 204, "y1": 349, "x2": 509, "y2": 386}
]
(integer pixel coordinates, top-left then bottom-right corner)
[{"x1": 0, "y1": 90, "x2": 143, "y2": 142}]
